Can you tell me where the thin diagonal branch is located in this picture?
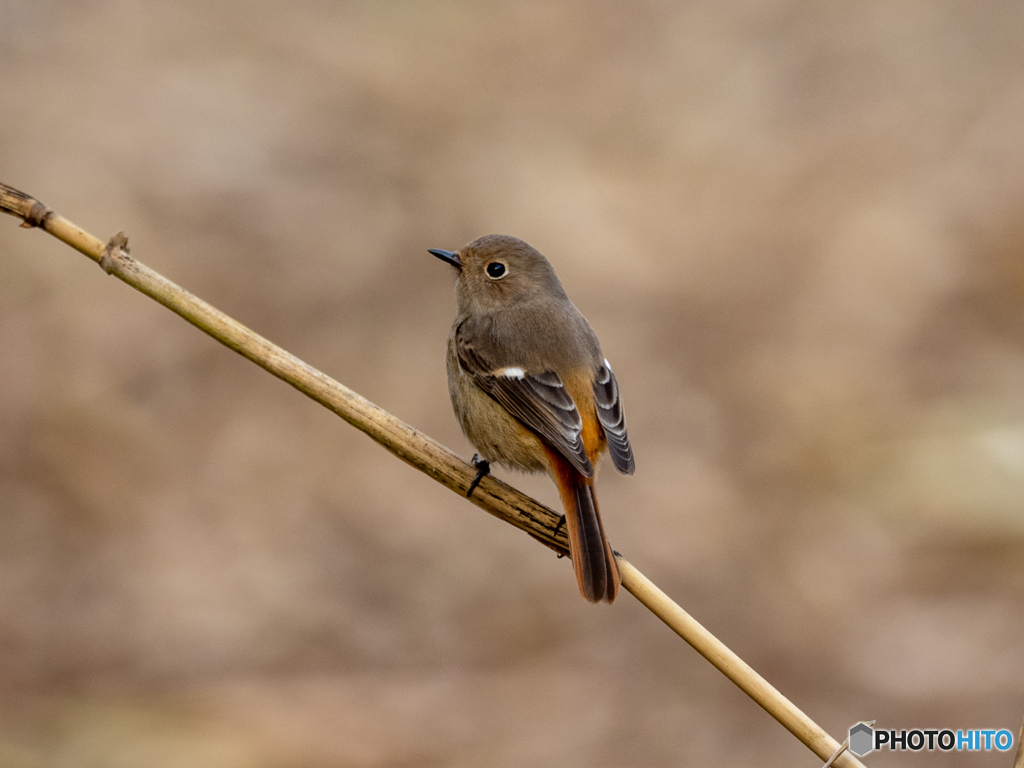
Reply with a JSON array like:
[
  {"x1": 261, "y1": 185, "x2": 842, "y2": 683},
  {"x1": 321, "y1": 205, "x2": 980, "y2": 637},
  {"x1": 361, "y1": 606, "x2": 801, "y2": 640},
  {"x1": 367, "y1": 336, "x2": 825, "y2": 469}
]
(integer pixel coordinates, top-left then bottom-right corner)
[{"x1": 1, "y1": 182, "x2": 865, "y2": 768}]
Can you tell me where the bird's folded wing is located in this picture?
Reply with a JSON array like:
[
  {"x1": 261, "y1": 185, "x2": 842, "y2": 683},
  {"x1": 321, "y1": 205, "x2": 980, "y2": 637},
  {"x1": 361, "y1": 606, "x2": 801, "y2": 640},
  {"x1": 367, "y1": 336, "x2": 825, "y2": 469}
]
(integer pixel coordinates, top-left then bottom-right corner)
[
  {"x1": 456, "y1": 324, "x2": 593, "y2": 477},
  {"x1": 592, "y1": 361, "x2": 635, "y2": 475}
]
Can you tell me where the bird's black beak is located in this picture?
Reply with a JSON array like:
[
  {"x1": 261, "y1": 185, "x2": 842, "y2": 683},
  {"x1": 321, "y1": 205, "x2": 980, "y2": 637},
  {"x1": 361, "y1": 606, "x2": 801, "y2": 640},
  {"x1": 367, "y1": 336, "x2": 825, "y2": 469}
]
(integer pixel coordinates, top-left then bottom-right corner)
[{"x1": 429, "y1": 248, "x2": 462, "y2": 268}]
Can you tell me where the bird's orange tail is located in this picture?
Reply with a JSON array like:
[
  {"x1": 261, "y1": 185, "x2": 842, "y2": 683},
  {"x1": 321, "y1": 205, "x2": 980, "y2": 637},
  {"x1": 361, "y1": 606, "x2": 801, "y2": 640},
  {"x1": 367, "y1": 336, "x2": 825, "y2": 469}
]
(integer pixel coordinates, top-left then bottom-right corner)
[{"x1": 548, "y1": 453, "x2": 620, "y2": 603}]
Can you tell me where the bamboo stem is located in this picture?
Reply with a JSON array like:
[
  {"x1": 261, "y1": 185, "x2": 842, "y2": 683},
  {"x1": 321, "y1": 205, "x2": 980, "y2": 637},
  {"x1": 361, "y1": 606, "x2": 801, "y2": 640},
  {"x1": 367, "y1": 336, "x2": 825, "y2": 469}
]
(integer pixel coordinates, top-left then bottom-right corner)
[{"x1": 1, "y1": 182, "x2": 865, "y2": 768}]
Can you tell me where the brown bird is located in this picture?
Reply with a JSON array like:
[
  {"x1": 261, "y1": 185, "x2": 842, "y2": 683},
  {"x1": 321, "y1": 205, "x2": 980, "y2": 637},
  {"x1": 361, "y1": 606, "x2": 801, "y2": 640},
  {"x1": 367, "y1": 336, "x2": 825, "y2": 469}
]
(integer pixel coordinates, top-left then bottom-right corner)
[{"x1": 430, "y1": 235, "x2": 634, "y2": 603}]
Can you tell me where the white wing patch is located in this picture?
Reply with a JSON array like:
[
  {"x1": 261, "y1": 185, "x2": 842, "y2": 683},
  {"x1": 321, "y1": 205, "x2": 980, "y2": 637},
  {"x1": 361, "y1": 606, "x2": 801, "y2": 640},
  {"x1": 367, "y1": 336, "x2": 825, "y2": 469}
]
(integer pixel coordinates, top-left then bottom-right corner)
[{"x1": 493, "y1": 366, "x2": 527, "y2": 380}]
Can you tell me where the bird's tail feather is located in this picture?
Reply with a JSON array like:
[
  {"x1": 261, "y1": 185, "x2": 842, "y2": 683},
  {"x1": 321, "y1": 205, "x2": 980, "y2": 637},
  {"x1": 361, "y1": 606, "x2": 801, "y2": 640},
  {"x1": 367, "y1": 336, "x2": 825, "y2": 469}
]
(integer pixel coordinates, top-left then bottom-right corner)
[{"x1": 549, "y1": 454, "x2": 619, "y2": 603}]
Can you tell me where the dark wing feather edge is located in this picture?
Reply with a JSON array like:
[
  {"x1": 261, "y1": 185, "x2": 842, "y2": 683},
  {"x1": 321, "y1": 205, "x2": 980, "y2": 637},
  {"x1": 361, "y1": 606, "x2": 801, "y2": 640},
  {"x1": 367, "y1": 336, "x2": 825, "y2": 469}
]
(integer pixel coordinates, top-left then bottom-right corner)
[{"x1": 593, "y1": 362, "x2": 634, "y2": 475}]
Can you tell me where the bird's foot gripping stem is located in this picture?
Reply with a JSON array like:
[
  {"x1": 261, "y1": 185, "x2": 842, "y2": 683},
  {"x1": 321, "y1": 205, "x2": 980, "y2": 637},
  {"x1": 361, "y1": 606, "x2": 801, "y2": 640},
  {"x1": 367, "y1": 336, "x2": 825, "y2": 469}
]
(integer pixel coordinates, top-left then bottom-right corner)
[{"x1": 466, "y1": 454, "x2": 490, "y2": 497}]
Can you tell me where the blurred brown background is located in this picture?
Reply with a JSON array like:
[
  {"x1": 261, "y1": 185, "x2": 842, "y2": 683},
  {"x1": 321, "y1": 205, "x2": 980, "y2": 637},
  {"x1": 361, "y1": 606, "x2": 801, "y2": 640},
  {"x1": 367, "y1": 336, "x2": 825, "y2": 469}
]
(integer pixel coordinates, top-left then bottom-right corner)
[{"x1": 1, "y1": 1, "x2": 1023, "y2": 766}]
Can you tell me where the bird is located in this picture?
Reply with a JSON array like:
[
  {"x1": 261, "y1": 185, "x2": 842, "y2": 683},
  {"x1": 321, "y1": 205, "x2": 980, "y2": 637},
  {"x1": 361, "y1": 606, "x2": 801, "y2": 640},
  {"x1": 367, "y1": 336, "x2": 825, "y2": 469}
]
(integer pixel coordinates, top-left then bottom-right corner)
[{"x1": 429, "y1": 234, "x2": 634, "y2": 603}]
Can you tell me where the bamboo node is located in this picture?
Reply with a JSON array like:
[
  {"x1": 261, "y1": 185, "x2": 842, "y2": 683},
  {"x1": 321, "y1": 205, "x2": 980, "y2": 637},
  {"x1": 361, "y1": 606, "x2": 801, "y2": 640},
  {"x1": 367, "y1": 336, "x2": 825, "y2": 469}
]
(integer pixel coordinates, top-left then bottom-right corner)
[
  {"x1": 20, "y1": 200, "x2": 52, "y2": 228},
  {"x1": 100, "y1": 231, "x2": 130, "y2": 274}
]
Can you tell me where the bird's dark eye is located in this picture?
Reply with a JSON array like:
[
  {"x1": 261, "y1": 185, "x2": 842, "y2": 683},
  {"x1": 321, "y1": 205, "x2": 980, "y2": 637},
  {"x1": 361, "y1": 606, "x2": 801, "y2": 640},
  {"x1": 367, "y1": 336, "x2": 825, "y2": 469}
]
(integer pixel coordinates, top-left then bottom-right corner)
[{"x1": 486, "y1": 262, "x2": 506, "y2": 279}]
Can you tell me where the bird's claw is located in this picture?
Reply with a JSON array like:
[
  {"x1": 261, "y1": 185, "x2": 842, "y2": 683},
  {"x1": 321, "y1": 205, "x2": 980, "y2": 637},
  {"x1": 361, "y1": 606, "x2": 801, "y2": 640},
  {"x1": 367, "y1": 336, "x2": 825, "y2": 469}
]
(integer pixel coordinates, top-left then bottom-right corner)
[{"x1": 466, "y1": 454, "x2": 490, "y2": 497}]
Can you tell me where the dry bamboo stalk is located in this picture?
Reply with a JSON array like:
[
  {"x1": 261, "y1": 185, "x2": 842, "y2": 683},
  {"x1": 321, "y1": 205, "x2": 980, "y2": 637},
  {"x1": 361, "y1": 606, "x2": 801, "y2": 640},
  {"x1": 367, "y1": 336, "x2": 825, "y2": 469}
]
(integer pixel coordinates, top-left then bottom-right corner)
[
  {"x1": 820, "y1": 737, "x2": 850, "y2": 768},
  {"x1": 1, "y1": 182, "x2": 866, "y2": 768}
]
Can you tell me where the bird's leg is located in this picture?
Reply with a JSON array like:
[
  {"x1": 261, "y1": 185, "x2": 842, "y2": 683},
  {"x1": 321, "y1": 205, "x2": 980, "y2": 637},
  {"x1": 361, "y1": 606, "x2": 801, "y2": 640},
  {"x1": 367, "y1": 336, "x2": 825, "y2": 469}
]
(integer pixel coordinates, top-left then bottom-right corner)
[
  {"x1": 551, "y1": 514, "x2": 568, "y2": 557},
  {"x1": 466, "y1": 454, "x2": 490, "y2": 497}
]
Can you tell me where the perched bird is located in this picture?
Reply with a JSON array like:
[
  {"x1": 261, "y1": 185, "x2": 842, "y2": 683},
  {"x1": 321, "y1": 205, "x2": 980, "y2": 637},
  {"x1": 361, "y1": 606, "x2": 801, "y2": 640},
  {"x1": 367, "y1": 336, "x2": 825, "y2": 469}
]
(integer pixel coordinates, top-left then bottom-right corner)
[{"x1": 430, "y1": 235, "x2": 634, "y2": 603}]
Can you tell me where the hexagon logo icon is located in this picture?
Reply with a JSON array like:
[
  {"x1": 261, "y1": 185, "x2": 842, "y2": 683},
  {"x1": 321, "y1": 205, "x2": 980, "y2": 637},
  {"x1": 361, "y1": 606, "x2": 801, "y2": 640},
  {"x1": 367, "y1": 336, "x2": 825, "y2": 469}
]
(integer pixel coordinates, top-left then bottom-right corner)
[{"x1": 849, "y1": 723, "x2": 874, "y2": 757}]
